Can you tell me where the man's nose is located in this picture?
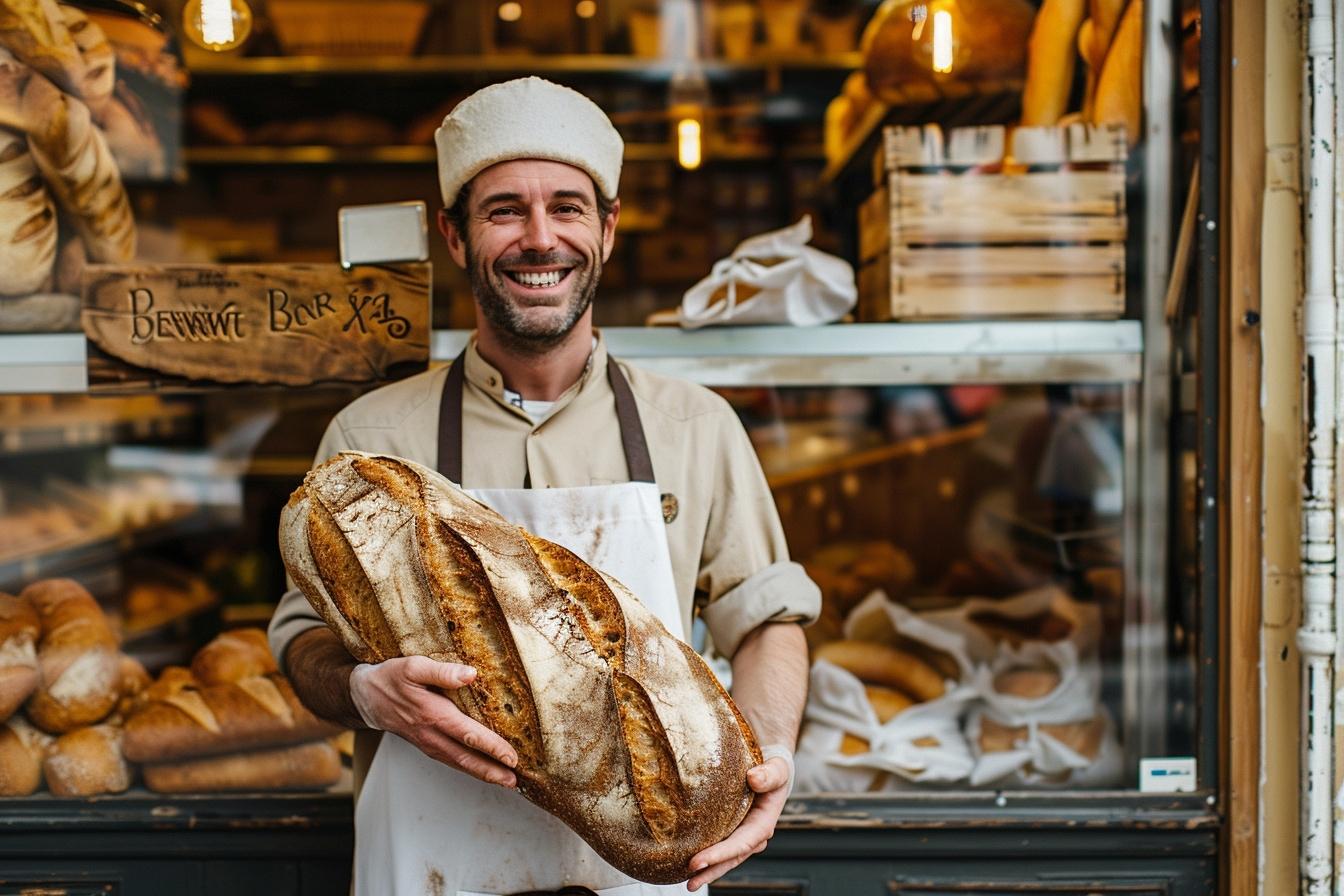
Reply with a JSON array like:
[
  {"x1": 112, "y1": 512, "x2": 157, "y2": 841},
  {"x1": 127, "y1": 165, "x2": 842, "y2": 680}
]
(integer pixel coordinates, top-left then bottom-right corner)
[{"x1": 519, "y1": 209, "x2": 558, "y2": 253}]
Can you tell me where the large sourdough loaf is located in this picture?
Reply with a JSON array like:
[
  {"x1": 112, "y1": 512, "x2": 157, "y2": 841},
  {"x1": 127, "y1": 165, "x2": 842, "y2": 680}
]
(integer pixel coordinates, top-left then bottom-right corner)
[{"x1": 279, "y1": 451, "x2": 762, "y2": 885}]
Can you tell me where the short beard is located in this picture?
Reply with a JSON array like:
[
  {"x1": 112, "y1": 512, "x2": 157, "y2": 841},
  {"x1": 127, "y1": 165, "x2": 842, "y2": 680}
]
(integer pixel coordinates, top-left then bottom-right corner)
[{"x1": 467, "y1": 244, "x2": 601, "y2": 355}]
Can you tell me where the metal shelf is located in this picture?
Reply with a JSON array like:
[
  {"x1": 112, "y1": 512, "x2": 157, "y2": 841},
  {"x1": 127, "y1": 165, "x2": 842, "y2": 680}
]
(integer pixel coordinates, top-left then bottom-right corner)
[
  {"x1": 0, "y1": 322, "x2": 1141, "y2": 394},
  {"x1": 433, "y1": 321, "x2": 1143, "y2": 386}
]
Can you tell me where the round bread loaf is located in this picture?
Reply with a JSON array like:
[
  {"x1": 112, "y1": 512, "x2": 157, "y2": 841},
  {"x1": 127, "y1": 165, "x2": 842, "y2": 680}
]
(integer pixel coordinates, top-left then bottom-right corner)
[
  {"x1": 22, "y1": 578, "x2": 121, "y2": 733},
  {"x1": 0, "y1": 591, "x2": 40, "y2": 721},
  {"x1": 44, "y1": 723, "x2": 130, "y2": 796},
  {"x1": 280, "y1": 451, "x2": 762, "y2": 885}
]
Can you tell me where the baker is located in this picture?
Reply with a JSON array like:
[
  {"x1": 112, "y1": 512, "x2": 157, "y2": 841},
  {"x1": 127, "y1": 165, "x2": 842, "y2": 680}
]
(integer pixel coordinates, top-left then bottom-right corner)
[{"x1": 268, "y1": 76, "x2": 819, "y2": 896}]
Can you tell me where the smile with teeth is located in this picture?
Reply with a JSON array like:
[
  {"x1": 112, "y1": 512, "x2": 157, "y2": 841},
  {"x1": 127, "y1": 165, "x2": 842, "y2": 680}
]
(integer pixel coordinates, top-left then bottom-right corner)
[{"x1": 507, "y1": 269, "x2": 570, "y2": 288}]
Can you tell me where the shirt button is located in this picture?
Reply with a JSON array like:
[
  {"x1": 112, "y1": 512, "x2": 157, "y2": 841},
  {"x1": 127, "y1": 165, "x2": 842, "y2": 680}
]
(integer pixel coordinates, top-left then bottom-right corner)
[{"x1": 488, "y1": 376, "x2": 497, "y2": 387}]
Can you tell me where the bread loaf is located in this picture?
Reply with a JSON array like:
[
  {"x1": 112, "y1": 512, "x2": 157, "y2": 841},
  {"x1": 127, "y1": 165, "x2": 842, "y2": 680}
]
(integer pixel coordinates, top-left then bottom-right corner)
[
  {"x1": 22, "y1": 578, "x2": 122, "y2": 733},
  {"x1": 1092, "y1": 0, "x2": 1142, "y2": 143},
  {"x1": 0, "y1": 716, "x2": 49, "y2": 796},
  {"x1": 279, "y1": 451, "x2": 762, "y2": 885},
  {"x1": 0, "y1": 94, "x2": 58, "y2": 297},
  {"x1": 143, "y1": 740, "x2": 342, "y2": 793},
  {"x1": 0, "y1": 0, "x2": 84, "y2": 97},
  {"x1": 0, "y1": 591, "x2": 40, "y2": 720},
  {"x1": 813, "y1": 639, "x2": 945, "y2": 703},
  {"x1": 43, "y1": 723, "x2": 130, "y2": 796},
  {"x1": 123, "y1": 672, "x2": 340, "y2": 762},
  {"x1": 57, "y1": 4, "x2": 113, "y2": 118},
  {"x1": 1020, "y1": 0, "x2": 1087, "y2": 126},
  {"x1": 190, "y1": 628, "x2": 278, "y2": 685},
  {"x1": 19, "y1": 70, "x2": 135, "y2": 262}
]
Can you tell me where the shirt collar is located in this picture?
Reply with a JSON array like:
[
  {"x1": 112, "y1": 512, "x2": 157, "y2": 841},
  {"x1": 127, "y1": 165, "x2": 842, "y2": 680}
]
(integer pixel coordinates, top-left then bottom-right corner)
[{"x1": 463, "y1": 331, "x2": 609, "y2": 423}]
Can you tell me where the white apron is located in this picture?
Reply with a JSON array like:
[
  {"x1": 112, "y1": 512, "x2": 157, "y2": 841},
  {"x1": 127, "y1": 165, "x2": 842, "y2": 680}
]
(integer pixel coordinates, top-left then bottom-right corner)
[{"x1": 353, "y1": 352, "x2": 693, "y2": 896}]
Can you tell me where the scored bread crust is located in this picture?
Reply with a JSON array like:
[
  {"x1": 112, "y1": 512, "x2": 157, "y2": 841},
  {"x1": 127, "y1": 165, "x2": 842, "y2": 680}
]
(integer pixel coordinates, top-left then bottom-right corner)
[{"x1": 280, "y1": 451, "x2": 763, "y2": 885}]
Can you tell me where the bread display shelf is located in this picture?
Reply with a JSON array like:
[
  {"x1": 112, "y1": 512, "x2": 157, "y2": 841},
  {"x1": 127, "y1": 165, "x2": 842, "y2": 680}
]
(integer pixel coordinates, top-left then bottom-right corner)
[
  {"x1": 0, "y1": 506, "x2": 217, "y2": 592},
  {"x1": 0, "y1": 407, "x2": 195, "y2": 458},
  {"x1": 1, "y1": 323, "x2": 1144, "y2": 395}
]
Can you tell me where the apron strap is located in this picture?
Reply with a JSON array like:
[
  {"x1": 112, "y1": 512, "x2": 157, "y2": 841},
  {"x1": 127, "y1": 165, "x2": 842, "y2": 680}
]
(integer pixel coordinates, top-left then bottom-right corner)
[{"x1": 437, "y1": 346, "x2": 655, "y2": 486}]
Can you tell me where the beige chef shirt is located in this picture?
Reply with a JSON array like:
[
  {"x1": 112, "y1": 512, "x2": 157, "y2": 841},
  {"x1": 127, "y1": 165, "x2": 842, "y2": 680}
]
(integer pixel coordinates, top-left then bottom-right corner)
[{"x1": 269, "y1": 332, "x2": 820, "y2": 672}]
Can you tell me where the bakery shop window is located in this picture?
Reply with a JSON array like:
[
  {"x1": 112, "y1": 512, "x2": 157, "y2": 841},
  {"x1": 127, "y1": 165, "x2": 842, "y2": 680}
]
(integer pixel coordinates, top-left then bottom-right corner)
[
  {"x1": 0, "y1": 389, "x2": 357, "y2": 799},
  {"x1": 716, "y1": 382, "x2": 1190, "y2": 793}
]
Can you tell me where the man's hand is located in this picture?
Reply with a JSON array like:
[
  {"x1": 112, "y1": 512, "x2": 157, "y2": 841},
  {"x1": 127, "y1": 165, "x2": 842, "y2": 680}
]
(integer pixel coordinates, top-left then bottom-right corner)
[
  {"x1": 684, "y1": 754, "x2": 791, "y2": 892},
  {"x1": 349, "y1": 656, "x2": 519, "y2": 788}
]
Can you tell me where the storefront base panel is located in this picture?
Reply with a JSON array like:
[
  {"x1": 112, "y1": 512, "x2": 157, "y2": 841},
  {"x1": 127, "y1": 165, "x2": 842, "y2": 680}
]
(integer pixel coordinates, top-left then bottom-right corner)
[{"x1": 0, "y1": 797, "x2": 1217, "y2": 895}]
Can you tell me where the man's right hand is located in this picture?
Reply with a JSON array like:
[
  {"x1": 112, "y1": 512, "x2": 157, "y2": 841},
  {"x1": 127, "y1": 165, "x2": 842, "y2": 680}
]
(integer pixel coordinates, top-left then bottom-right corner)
[{"x1": 349, "y1": 656, "x2": 519, "y2": 788}]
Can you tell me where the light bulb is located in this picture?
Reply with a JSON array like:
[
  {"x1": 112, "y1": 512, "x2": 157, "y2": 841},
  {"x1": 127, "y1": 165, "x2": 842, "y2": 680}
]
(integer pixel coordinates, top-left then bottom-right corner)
[
  {"x1": 575, "y1": 0, "x2": 597, "y2": 18},
  {"x1": 182, "y1": 0, "x2": 252, "y2": 52},
  {"x1": 676, "y1": 118, "x2": 702, "y2": 170},
  {"x1": 931, "y1": 9, "x2": 954, "y2": 72},
  {"x1": 498, "y1": 2, "x2": 522, "y2": 22}
]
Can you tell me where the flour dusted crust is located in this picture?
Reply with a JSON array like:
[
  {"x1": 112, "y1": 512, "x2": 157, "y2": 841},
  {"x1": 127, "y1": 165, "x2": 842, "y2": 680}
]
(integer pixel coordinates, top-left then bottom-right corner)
[
  {"x1": 21, "y1": 578, "x2": 121, "y2": 733},
  {"x1": 280, "y1": 451, "x2": 763, "y2": 885}
]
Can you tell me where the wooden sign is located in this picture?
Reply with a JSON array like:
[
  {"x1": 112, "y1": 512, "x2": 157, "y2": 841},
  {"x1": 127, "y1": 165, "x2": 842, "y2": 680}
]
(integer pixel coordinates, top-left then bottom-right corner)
[{"x1": 83, "y1": 263, "x2": 431, "y2": 391}]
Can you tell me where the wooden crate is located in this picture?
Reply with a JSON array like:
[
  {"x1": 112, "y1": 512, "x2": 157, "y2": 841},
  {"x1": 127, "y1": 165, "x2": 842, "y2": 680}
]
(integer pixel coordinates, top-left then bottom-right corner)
[{"x1": 860, "y1": 123, "x2": 1128, "y2": 321}]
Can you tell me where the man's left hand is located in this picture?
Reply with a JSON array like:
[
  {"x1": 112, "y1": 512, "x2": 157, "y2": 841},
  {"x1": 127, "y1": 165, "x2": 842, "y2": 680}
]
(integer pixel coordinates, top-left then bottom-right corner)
[{"x1": 685, "y1": 755, "x2": 791, "y2": 892}]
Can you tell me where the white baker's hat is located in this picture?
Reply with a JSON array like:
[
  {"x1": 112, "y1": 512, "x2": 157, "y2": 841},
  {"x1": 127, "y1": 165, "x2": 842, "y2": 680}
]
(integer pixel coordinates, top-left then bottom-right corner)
[{"x1": 434, "y1": 77, "x2": 624, "y2": 207}]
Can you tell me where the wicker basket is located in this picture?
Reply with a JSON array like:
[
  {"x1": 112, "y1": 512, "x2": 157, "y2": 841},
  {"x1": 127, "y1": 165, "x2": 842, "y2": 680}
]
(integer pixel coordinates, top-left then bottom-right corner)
[{"x1": 268, "y1": 0, "x2": 430, "y2": 56}]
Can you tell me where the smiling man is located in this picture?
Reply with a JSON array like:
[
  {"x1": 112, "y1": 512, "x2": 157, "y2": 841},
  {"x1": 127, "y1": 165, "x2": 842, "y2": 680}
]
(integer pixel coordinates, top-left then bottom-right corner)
[{"x1": 268, "y1": 77, "x2": 819, "y2": 896}]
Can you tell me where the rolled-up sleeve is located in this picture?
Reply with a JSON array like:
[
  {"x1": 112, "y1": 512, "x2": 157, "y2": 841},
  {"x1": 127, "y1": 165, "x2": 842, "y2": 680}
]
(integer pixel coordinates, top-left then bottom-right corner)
[
  {"x1": 696, "y1": 407, "x2": 820, "y2": 658},
  {"x1": 267, "y1": 418, "x2": 353, "y2": 675}
]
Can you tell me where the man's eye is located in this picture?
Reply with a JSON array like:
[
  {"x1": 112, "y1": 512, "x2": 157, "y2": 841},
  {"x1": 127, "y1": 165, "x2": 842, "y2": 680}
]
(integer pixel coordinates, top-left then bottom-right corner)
[
  {"x1": 554, "y1": 205, "x2": 583, "y2": 216},
  {"x1": 489, "y1": 207, "x2": 521, "y2": 219}
]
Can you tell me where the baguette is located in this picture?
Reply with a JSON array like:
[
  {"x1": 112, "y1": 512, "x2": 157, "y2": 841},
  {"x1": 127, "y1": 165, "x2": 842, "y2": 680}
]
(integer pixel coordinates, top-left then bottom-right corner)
[
  {"x1": 813, "y1": 639, "x2": 945, "y2": 703},
  {"x1": 279, "y1": 451, "x2": 762, "y2": 885},
  {"x1": 0, "y1": 123, "x2": 57, "y2": 297},
  {"x1": 22, "y1": 578, "x2": 121, "y2": 733},
  {"x1": 190, "y1": 628, "x2": 278, "y2": 685},
  {"x1": 0, "y1": 591, "x2": 40, "y2": 721},
  {"x1": 122, "y1": 672, "x2": 341, "y2": 762},
  {"x1": 1020, "y1": 0, "x2": 1087, "y2": 126},
  {"x1": 56, "y1": 3, "x2": 113, "y2": 118},
  {"x1": 0, "y1": 0, "x2": 83, "y2": 97},
  {"x1": 142, "y1": 740, "x2": 342, "y2": 793},
  {"x1": 43, "y1": 723, "x2": 130, "y2": 796},
  {"x1": 1092, "y1": 0, "x2": 1142, "y2": 143}
]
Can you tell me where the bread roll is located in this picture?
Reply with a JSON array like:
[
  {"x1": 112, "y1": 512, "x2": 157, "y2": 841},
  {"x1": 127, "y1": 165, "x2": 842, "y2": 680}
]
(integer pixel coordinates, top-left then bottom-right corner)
[
  {"x1": 0, "y1": 591, "x2": 40, "y2": 721},
  {"x1": 279, "y1": 451, "x2": 762, "y2": 885},
  {"x1": 123, "y1": 672, "x2": 341, "y2": 763},
  {"x1": 865, "y1": 684, "x2": 914, "y2": 722},
  {"x1": 992, "y1": 666, "x2": 1062, "y2": 699},
  {"x1": 112, "y1": 652, "x2": 151, "y2": 719},
  {"x1": 969, "y1": 607, "x2": 1075, "y2": 647},
  {"x1": 190, "y1": 628, "x2": 278, "y2": 685},
  {"x1": 813, "y1": 639, "x2": 945, "y2": 702},
  {"x1": 44, "y1": 723, "x2": 130, "y2": 796},
  {"x1": 979, "y1": 714, "x2": 1105, "y2": 761},
  {"x1": 142, "y1": 740, "x2": 342, "y2": 793},
  {"x1": 0, "y1": 716, "x2": 48, "y2": 796},
  {"x1": 22, "y1": 578, "x2": 122, "y2": 733},
  {"x1": 0, "y1": 122, "x2": 58, "y2": 297},
  {"x1": 1020, "y1": 0, "x2": 1087, "y2": 125}
]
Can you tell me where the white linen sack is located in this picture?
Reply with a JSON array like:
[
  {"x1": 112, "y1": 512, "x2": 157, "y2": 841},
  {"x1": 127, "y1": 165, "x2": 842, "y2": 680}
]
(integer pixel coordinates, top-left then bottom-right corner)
[
  {"x1": 964, "y1": 641, "x2": 1122, "y2": 788},
  {"x1": 966, "y1": 707, "x2": 1124, "y2": 789},
  {"x1": 925, "y1": 585, "x2": 1101, "y2": 664},
  {"x1": 842, "y1": 589, "x2": 975, "y2": 685},
  {"x1": 676, "y1": 216, "x2": 856, "y2": 328},
  {"x1": 795, "y1": 658, "x2": 975, "y2": 793}
]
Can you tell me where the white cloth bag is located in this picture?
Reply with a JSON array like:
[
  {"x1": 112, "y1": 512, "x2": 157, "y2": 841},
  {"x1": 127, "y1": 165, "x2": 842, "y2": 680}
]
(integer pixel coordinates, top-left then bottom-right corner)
[{"x1": 677, "y1": 216, "x2": 856, "y2": 328}]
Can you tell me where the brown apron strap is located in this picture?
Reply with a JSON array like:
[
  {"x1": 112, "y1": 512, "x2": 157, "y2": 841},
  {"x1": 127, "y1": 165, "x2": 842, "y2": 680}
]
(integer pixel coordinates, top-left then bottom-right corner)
[{"x1": 436, "y1": 346, "x2": 655, "y2": 486}]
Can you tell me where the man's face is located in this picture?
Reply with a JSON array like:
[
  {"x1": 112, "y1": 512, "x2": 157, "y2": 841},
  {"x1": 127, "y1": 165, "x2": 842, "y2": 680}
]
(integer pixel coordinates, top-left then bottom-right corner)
[{"x1": 441, "y1": 159, "x2": 619, "y2": 352}]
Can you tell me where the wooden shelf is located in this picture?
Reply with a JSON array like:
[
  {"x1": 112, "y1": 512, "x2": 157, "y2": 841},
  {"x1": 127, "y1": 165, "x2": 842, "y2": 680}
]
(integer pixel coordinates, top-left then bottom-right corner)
[
  {"x1": 0, "y1": 405, "x2": 195, "y2": 457},
  {"x1": 182, "y1": 142, "x2": 825, "y2": 166},
  {"x1": 186, "y1": 52, "x2": 863, "y2": 79}
]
